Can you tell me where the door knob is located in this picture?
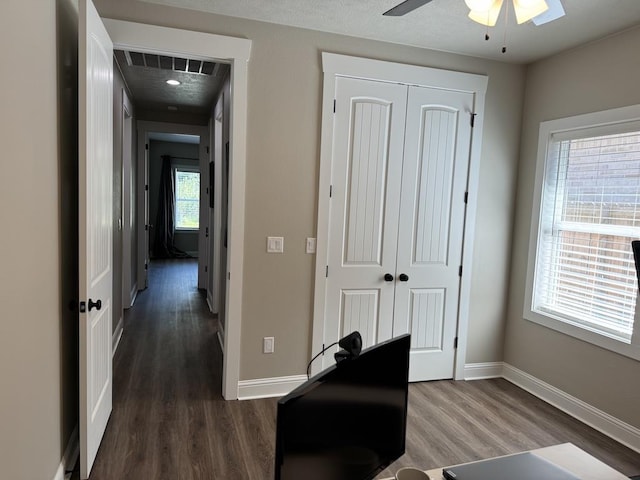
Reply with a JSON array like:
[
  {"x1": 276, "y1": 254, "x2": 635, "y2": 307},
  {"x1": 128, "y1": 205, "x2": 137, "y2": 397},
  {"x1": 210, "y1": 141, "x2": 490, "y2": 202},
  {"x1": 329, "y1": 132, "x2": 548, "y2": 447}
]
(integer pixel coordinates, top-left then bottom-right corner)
[
  {"x1": 384, "y1": 273, "x2": 394, "y2": 282},
  {"x1": 399, "y1": 273, "x2": 409, "y2": 282},
  {"x1": 88, "y1": 299, "x2": 102, "y2": 311}
]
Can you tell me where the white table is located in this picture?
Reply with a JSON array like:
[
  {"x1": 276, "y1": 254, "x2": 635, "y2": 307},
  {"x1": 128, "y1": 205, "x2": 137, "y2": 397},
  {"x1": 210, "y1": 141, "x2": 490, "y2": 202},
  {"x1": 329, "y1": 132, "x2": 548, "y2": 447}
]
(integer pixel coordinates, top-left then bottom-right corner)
[{"x1": 384, "y1": 443, "x2": 629, "y2": 480}]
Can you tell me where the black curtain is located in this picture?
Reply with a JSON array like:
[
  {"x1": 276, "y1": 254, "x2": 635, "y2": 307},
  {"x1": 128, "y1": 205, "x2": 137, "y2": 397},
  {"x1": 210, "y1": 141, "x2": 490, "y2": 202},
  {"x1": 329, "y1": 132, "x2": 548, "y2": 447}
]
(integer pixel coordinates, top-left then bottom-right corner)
[{"x1": 153, "y1": 155, "x2": 188, "y2": 258}]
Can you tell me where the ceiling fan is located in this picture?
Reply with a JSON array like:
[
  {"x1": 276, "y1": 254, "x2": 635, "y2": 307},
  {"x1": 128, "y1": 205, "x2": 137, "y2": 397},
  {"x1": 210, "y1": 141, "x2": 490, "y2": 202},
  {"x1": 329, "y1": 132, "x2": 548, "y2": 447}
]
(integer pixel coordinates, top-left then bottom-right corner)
[
  {"x1": 383, "y1": 0, "x2": 565, "y2": 26},
  {"x1": 383, "y1": 0, "x2": 433, "y2": 17}
]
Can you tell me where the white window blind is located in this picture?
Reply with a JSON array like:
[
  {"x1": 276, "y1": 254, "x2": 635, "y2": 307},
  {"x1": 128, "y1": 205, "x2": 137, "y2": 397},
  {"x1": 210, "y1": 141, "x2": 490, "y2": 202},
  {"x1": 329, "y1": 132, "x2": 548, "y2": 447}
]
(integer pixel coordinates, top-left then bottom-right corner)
[
  {"x1": 533, "y1": 130, "x2": 640, "y2": 342},
  {"x1": 175, "y1": 169, "x2": 200, "y2": 230}
]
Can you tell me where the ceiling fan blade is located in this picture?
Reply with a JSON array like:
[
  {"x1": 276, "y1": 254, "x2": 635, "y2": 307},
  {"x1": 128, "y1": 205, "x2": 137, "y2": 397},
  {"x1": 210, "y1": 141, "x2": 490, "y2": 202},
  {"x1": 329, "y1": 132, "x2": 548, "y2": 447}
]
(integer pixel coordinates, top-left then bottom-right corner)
[
  {"x1": 532, "y1": 0, "x2": 565, "y2": 25},
  {"x1": 383, "y1": 0, "x2": 433, "y2": 16}
]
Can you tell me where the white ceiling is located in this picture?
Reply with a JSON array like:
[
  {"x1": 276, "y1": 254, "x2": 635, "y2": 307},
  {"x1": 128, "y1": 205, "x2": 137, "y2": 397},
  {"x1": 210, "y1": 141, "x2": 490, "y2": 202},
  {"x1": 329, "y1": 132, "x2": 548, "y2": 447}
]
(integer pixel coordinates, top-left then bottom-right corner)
[{"x1": 140, "y1": 0, "x2": 640, "y2": 63}]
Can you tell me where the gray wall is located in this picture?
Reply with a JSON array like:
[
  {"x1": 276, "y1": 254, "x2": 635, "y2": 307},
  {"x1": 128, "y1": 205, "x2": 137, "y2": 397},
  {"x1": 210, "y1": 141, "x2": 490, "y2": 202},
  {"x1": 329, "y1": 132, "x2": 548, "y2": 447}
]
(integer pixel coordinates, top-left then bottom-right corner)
[
  {"x1": 506, "y1": 26, "x2": 640, "y2": 428},
  {"x1": 148, "y1": 140, "x2": 200, "y2": 256},
  {"x1": 0, "y1": 0, "x2": 79, "y2": 478},
  {"x1": 94, "y1": 0, "x2": 526, "y2": 381}
]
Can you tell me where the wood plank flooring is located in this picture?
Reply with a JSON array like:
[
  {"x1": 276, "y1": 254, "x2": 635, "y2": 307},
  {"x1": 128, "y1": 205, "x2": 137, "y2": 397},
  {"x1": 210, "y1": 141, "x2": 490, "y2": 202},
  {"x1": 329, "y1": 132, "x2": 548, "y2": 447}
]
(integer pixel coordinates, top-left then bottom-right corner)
[{"x1": 78, "y1": 259, "x2": 640, "y2": 479}]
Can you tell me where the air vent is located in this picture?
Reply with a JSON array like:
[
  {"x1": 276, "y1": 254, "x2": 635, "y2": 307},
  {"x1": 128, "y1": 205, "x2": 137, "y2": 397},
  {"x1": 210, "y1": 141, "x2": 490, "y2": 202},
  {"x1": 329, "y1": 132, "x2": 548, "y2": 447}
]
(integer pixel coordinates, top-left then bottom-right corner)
[{"x1": 116, "y1": 50, "x2": 221, "y2": 76}]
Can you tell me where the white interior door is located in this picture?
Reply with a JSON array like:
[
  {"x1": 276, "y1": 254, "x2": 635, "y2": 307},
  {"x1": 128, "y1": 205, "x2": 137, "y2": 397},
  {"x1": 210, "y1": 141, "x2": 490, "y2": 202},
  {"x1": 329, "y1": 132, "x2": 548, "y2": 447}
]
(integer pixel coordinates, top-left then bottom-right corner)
[
  {"x1": 79, "y1": 0, "x2": 113, "y2": 477},
  {"x1": 322, "y1": 77, "x2": 407, "y2": 368},
  {"x1": 393, "y1": 86, "x2": 474, "y2": 381}
]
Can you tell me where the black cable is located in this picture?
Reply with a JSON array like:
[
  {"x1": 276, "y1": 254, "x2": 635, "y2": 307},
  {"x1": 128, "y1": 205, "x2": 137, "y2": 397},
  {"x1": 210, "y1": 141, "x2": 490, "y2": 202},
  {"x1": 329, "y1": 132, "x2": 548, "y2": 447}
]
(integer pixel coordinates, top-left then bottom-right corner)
[{"x1": 306, "y1": 341, "x2": 338, "y2": 379}]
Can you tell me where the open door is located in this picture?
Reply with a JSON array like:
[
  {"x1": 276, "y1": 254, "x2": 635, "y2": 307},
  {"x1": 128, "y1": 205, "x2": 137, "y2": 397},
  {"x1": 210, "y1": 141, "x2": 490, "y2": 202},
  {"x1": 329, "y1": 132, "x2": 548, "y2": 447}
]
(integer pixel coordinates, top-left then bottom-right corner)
[{"x1": 79, "y1": 0, "x2": 113, "y2": 477}]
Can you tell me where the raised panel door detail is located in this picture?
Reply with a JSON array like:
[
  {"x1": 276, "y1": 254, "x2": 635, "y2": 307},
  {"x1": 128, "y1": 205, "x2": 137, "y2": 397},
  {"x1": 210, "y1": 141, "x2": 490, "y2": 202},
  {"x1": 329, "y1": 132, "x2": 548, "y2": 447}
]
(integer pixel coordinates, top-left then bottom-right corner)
[
  {"x1": 89, "y1": 37, "x2": 113, "y2": 286},
  {"x1": 413, "y1": 107, "x2": 458, "y2": 266},
  {"x1": 408, "y1": 289, "x2": 445, "y2": 350},
  {"x1": 341, "y1": 290, "x2": 379, "y2": 349},
  {"x1": 343, "y1": 100, "x2": 392, "y2": 266},
  {"x1": 90, "y1": 301, "x2": 111, "y2": 419}
]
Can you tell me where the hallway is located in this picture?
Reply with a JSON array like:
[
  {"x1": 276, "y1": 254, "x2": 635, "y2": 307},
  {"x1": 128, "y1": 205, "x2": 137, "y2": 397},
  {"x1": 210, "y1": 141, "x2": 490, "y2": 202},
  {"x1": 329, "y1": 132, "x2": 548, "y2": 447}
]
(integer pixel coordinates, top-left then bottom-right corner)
[{"x1": 84, "y1": 259, "x2": 277, "y2": 479}]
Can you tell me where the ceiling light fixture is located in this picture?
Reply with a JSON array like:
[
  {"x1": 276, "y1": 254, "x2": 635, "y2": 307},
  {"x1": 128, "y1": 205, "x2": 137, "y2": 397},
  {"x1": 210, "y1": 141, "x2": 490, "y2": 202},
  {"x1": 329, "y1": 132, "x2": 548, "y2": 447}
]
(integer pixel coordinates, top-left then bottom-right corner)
[
  {"x1": 465, "y1": 0, "x2": 549, "y2": 53},
  {"x1": 466, "y1": 0, "x2": 548, "y2": 26},
  {"x1": 166, "y1": 79, "x2": 181, "y2": 86}
]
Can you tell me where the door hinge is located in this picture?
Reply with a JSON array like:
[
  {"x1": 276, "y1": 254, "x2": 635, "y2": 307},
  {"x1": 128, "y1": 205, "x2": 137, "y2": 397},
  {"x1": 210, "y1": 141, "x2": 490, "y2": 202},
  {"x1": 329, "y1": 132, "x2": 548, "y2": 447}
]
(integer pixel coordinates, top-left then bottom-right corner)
[
  {"x1": 333, "y1": 99, "x2": 336, "y2": 113},
  {"x1": 206, "y1": 227, "x2": 209, "y2": 237},
  {"x1": 79, "y1": 301, "x2": 86, "y2": 313},
  {"x1": 205, "y1": 265, "x2": 208, "y2": 272},
  {"x1": 329, "y1": 185, "x2": 333, "y2": 198},
  {"x1": 454, "y1": 337, "x2": 458, "y2": 349},
  {"x1": 470, "y1": 113, "x2": 477, "y2": 128},
  {"x1": 459, "y1": 265, "x2": 463, "y2": 277},
  {"x1": 145, "y1": 143, "x2": 149, "y2": 150},
  {"x1": 145, "y1": 263, "x2": 148, "y2": 270},
  {"x1": 206, "y1": 146, "x2": 210, "y2": 154},
  {"x1": 464, "y1": 191, "x2": 469, "y2": 204},
  {"x1": 145, "y1": 184, "x2": 149, "y2": 191},
  {"x1": 326, "y1": 265, "x2": 329, "y2": 278}
]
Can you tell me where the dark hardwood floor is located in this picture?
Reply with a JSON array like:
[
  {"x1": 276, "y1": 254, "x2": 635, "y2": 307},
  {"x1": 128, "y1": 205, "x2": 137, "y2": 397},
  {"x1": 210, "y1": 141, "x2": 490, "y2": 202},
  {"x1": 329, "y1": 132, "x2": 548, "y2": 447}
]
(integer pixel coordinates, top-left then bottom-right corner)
[{"x1": 78, "y1": 259, "x2": 640, "y2": 479}]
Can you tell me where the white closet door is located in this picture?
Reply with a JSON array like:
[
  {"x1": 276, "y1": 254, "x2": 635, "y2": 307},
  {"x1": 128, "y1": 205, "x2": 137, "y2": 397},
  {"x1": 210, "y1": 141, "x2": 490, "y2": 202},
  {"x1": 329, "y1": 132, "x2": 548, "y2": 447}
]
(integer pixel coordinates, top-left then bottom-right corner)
[
  {"x1": 393, "y1": 85, "x2": 475, "y2": 381},
  {"x1": 322, "y1": 77, "x2": 407, "y2": 367}
]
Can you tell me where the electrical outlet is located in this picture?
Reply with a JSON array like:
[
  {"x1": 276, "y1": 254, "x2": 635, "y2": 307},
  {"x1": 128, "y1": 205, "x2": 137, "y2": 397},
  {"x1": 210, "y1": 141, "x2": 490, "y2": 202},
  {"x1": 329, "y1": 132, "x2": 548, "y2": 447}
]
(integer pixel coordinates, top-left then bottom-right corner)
[{"x1": 263, "y1": 336, "x2": 275, "y2": 354}]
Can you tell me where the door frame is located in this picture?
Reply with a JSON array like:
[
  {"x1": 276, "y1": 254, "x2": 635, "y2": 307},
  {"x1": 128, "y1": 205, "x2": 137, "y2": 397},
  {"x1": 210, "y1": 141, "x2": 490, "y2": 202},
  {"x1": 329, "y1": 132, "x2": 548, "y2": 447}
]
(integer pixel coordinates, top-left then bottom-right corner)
[
  {"x1": 121, "y1": 87, "x2": 135, "y2": 311},
  {"x1": 104, "y1": 18, "x2": 251, "y2": 400},
  {"x1": 311, "y1": 53, "x2": 488, "y2": 379}
]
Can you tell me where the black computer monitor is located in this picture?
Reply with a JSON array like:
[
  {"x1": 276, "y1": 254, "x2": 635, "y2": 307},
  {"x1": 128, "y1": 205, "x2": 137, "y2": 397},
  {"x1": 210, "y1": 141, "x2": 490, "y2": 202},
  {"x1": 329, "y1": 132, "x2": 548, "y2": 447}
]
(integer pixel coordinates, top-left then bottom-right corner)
[{"x1": 274, "y1": 334, "x2": 411, "y2": 480}]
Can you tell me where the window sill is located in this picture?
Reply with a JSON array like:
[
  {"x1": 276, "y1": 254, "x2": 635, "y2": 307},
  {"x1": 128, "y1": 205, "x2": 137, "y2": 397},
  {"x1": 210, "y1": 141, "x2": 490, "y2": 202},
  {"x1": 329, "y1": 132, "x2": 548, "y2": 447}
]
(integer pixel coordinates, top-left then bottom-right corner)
[
  {"x1": 175, "y1": 229, "x2": 199, "y2": 234},
  {"x1": 523, "y1": 308, "x2": 640, "y2": 362}
]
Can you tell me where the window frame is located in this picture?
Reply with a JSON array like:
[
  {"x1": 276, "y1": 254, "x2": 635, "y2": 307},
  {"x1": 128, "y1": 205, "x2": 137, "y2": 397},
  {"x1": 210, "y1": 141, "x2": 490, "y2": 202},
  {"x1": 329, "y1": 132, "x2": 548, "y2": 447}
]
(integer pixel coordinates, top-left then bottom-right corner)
[
  {"x1": 174, "y1": 166, "x2": 200, "y2": 232},
  {"x1": 524, "y1": 104, "x2": 640, "y2": 361}
]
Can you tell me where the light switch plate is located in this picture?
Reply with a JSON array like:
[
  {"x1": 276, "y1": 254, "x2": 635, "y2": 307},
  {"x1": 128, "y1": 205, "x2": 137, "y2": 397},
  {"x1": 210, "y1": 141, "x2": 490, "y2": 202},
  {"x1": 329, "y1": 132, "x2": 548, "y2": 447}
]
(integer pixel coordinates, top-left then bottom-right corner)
[
  {"x1": 267, "y1": 236, "x2": 284, "y2": 253},
  {"x1": 263, "y1": 336, "x2": 275, "y2": 354},
  {"x1": 306, "y1": 237, "x2": 316, "y2": 254}
]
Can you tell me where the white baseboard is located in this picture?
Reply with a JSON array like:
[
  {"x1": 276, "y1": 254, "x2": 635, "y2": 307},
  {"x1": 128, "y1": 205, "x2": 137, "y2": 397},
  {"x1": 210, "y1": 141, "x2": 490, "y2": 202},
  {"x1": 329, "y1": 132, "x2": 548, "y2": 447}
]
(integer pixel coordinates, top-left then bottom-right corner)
[
  {"x1": 113, "y1": 317, "x2": 124, "y2": 356},
  {"x1": 216, "y1": 317, "x2": 225, "y2": 353},
  {"x1": 217, "y1": 329, "x2": 224, "y2": 353},
  {"x1": 52, "y1": 426, "x2": 78, "y2": 480},
  {"x1": 502, "y1": 363, "x2": 640, "y2": 454},
  {"x1": 128, "y1": 283, "x2": 138, "y2": 308},
  {"x1": 464, "y1": 362, "x2": 504, "y2": 380},
  {"x1": 237, "y1": 374, "x2": 307, "y2": 400},
  {"x1": 206, "y1": 293, "x2": 213, "y2": 313}
]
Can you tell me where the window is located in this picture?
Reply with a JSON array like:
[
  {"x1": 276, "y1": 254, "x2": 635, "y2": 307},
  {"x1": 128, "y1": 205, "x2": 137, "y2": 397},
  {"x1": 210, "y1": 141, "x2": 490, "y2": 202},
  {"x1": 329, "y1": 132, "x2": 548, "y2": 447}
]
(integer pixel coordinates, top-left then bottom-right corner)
[
  {"x1": 525, "y1": 105, "x2": 640, "y2": 359},
  {"x1": 174, "y1": 168, "x2": 200, "y2": 230}
]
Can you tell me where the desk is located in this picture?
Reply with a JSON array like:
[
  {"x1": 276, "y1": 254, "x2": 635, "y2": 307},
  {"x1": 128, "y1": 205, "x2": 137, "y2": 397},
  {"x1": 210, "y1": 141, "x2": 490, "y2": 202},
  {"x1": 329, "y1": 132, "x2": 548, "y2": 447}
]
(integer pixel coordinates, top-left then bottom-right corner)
[{"x1": 385, "y1": 443, "x2": 628, "y2": 480}]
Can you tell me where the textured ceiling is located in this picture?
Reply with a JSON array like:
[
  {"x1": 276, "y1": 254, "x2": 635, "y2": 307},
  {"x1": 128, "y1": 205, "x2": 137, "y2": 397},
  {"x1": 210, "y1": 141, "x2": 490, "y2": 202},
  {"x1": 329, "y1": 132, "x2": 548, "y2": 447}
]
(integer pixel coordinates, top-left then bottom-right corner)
[
  {"x1": 139, "y1": 0, "x2": 640, "y2": 63},
  {"x1": 114, "y1": 49, "x2": 229, "y2": 116}
]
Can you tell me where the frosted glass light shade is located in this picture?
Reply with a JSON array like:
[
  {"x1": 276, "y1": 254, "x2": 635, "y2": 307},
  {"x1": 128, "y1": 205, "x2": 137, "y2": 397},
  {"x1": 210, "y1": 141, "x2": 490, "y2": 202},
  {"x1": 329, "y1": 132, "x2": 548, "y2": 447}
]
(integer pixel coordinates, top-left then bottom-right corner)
[
  {"x1": 464, "y1": 0, "x2": 495, "y2": 11},
  {"x1": 468, "y1": 0, "x2": 504, "y2": 26},
  {"x1": 513, "y1": 0, "x2": 548, "y2": 23}
]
